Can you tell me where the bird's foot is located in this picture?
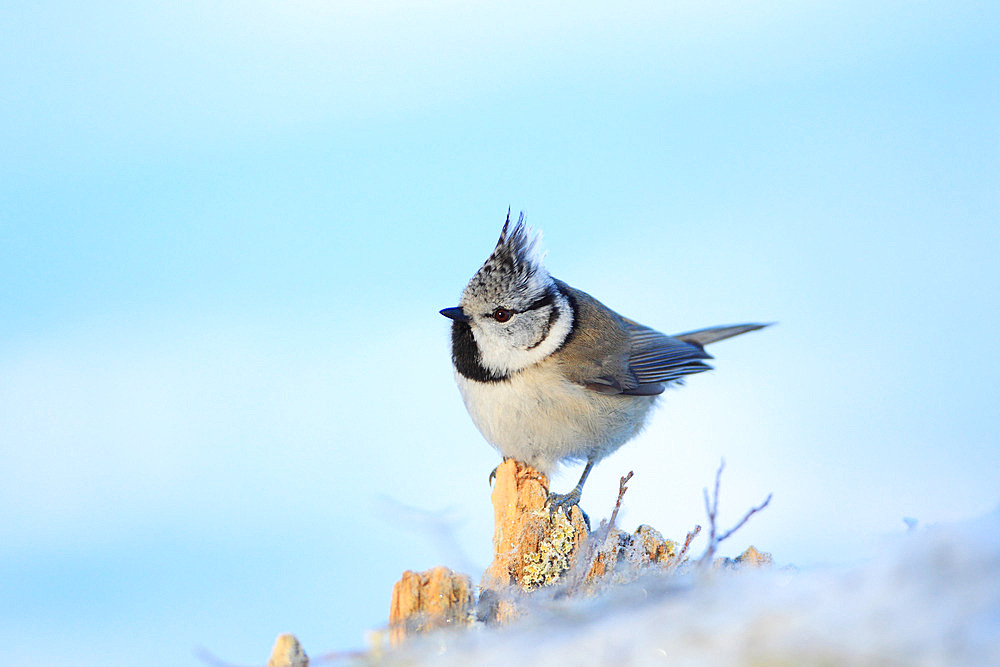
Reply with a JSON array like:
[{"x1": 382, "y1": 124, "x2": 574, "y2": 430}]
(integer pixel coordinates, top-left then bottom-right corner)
[{"x1": 546, "y1": 489, "x2": 591, "y2": 530}]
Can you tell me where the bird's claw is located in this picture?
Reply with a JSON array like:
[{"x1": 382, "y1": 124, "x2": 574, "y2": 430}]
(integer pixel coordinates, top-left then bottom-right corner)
[
  {"x1": 546, "y1": 489, "x2": 581, "y2": 514},
  {"x1": 546, "y1": 490, "x2": 591, "y2": 530},
  {"x1": 488, "y1": 457, "x2": 511, "y2": 486}
]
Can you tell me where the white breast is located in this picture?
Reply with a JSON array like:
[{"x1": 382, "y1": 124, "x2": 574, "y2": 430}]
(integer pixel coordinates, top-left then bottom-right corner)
[{"x1": 455, "y1": 358, "x2": 657, "y2": 473}]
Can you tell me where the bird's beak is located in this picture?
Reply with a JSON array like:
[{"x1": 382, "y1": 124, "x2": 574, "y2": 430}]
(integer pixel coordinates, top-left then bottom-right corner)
[{"x1": 439, "y1": 306, "x2": 470, "y2": 323}]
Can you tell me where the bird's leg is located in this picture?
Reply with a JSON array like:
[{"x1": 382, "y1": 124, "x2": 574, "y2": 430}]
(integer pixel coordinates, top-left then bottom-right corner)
[{"x1": 547, "y1": 460, "x2": 594, "y2": 529}]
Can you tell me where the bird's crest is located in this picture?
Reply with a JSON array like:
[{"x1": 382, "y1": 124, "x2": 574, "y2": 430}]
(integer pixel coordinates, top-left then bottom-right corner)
[
  {"x1": 482, "y1": 209, "x2": 546, "y2": 287},
  {"x1": 460, "y1": 210, "x2": 550, "y2": 309}
]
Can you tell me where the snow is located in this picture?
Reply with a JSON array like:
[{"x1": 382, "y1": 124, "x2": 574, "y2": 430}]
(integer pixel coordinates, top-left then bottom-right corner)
[{"x1": 384, "y1": 507, "x2": 1000, "y2": 665}]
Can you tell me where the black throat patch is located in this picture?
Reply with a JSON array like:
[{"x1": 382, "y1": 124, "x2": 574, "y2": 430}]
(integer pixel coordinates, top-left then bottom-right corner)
[{"x1": 450, "y1": 320, "x2": 510, "y2": 383}]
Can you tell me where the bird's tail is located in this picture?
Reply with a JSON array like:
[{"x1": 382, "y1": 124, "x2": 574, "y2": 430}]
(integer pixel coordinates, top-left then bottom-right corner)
[{"x1": 673, "y1": 323, "x2": 772, "y2": 347}]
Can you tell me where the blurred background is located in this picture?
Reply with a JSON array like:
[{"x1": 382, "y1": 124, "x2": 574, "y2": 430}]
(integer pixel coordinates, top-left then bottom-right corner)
[{"x1": 2, "y1": 1, "x2": 997, "y2": 664}]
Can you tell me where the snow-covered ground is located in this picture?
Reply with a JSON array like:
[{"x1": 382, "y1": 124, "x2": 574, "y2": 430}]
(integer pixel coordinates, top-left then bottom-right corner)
[{"x1": 383, "y1": 507, "x2": 1000, "y2": 666}]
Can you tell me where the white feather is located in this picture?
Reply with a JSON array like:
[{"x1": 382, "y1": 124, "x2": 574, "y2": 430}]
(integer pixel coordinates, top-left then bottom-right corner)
[{"x1": 455, "y1": 355, "x2": 658, "y2": 474}]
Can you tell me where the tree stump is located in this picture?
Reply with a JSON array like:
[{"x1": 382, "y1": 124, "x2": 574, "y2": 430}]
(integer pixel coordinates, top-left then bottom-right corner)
[
  {"x1": 388, "y1": 566, "x2": 475, "y2": 645},
  {"x1": 482, "y1": 459, "x2": 590, "y2": 590}
]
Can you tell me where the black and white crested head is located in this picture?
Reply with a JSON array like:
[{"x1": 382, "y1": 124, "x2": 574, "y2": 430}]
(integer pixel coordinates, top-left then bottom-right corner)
[
  {"x1": 464, "y1": 211, "x2": 549, "y2": 310},
  {"x1": 451, "y1": 211, "x2": 575, "y2": 381}
]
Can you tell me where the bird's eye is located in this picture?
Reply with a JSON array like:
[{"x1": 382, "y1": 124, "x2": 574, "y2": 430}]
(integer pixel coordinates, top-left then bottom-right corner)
[{"x1": 492, "y1": 308, "x2": 513, "y2": 322}]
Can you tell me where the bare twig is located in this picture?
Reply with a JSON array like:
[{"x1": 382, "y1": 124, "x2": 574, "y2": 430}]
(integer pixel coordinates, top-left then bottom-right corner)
[
  {"x1": 563, "y1": 470, "x2": 635, "y2": 595},
  {"x1": 699, "y1": 459, "x2": 772, "y2": 565},
  {"x1": 702, "y1": 459, "x2": 724, "y2": 558},
  {"x1": 714, "y1": 493, "x2": 773, "y2": 546},
  {"x1": 667, "y1": 524, "x2": 702, "y2": 571},
  {"x1": 588, "y1": 470, "x2": 635, "y2": 551},
  {"x1": 607, "y1": 470, "x2": 634, "y2": 532}
]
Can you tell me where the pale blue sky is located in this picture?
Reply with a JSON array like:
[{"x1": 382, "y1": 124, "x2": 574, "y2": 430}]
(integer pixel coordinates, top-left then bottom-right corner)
[{"x1": 2, "y1": 2, "x2": 998, "y2": 665}]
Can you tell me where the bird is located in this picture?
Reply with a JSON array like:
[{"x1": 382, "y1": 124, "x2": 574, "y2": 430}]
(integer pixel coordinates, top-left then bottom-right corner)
[{"x1": 440, "y1": 211, "x2": 768, "y2": 518}]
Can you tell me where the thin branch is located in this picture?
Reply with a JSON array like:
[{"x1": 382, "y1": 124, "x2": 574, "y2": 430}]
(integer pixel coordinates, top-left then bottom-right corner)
[
  {"x1": 714, "y1": 493, "x2": 772, "y2": 546},
  {"x1": 607, "y1": 470, "x2": 634, "y2": 532},
  {"x1": 563, "y1": 470, "x2": 635, "y2": 595},
  {"x1": 667, "y1": 524, "x2": 702, "y2": 571},
  {"x1": 702, "y1": 459, "x2": 724, "y2": 558},
  {"x1": 699, "y1": 459, "x2": 772, "y2": 565}
]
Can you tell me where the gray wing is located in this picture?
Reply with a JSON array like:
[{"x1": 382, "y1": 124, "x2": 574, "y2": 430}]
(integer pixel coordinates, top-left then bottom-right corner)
[
  {"x1": 621, "y1": 322, "x2": 769, "y2": 396},
  {"x1": 621, "y1": 322, "x2": 714, "y2": 395}
]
